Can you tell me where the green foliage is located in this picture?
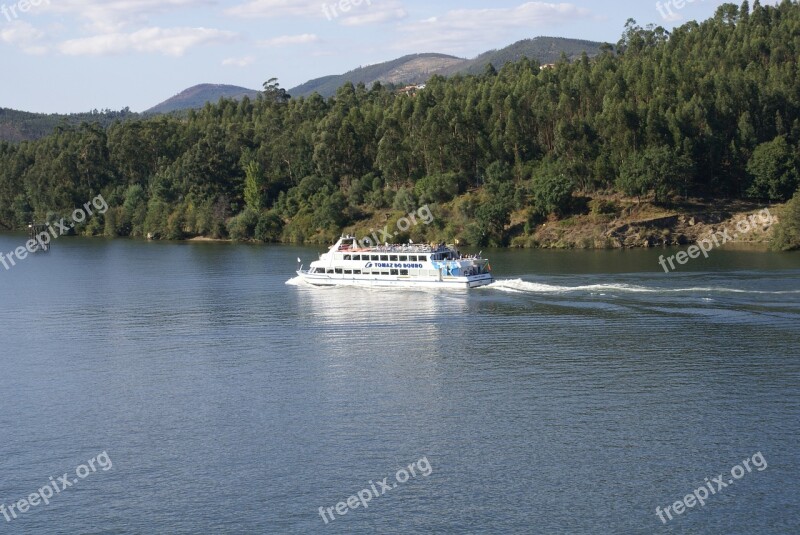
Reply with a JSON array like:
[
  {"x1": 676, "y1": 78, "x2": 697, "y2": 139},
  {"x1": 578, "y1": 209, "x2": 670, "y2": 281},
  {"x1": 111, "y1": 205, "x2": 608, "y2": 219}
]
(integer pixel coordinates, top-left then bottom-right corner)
[
  {"x1": 144, "y1": 199, "x2": 170, "y2": 239},
  {"x1": 263, "y1": 78, "x2": 291, "y2": 104},
  {"x1": 617, "y1": 146, "x2": 694, "y2": 202},
  {"x1": 254, "y1": 211, "x2": 284, "y2": 243},
  {"x1": 243, "y1": 160, "x2": 266, "y2": 211},
  {"x1": 226, "y1": 209, "x2": 259, "y2": 241},
  {"x1": 467, "y1": 198, "x2": 512, "y2": 247},
  {"x1": 0, "y1": 2, "x2": 799, "y2": 245},
  {"x1": 414, "y1": 173, "x2": 461, "y2": 205},
  {"x1": 771, "y1": 189, "x2": 800, "y2": 251},
  {"x1": 122, "y1": 184, "x2": 147, "y2": 236},
  {"x1": 530, "y1": 163, "x2": 575, "y2": 216},
  {"x1": 392, "y1": 187, "x2": 417, "y2": 213},
  {"x1": 0, "y1": 107, "x2": 136, "y2": 143},
  {"x1": 747, "y1": 136, "x2": 800, "y2": 202}
]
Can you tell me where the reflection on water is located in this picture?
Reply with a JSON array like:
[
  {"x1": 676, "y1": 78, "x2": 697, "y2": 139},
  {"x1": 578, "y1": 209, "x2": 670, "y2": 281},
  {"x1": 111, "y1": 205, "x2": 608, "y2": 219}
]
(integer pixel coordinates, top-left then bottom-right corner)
[{"x1": 1, "y1": 235, "x2": 798, "y2": 534}]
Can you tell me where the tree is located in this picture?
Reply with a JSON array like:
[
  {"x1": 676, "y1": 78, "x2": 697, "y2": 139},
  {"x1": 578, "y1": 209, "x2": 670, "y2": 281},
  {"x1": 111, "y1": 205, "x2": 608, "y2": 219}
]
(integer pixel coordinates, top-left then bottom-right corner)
[
  {"x1": 771, "y1": 188, "x2": 800, "y2": 251},
  {"x1": 263, "y1": 78, "x2": 291, "y2": 103},
  {"x1": 747, "y1": 136, "x2": 800, "y2": 201},
  {"x1": 617, "y1": 146, "x2": 694, "y2": 202},
  {"x1": 530, "y1": 162, "x2": 575, "y2": 216},
  {"x1": 243, "y1": 160, "x2": 266, "y2": 211}
]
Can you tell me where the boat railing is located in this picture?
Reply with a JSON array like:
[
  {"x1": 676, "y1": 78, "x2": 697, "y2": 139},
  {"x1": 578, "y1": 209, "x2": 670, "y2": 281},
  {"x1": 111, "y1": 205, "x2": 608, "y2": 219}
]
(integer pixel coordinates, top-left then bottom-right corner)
[{"x1": 351, "y1": 244, "x2": 453, "y2": 254}]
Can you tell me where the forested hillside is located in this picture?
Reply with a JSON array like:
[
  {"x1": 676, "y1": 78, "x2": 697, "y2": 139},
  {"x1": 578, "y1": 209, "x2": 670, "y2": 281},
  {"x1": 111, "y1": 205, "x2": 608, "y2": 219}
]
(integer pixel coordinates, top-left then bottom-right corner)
[
  {"x1": 289, "y1": 54, "x2": 464, "y2": 98},
  {"x1": 433, "y1": 37, "x2": 604, "y2": 77},
  {"x1": 0, "y1": 107, "x2": 137, "y2": 142},
  {"x1": 146, "y1": 84, "x2": 261, "y2": 114},
  {"x1": 289, "y1": 38, "x2": 603, "y2": 98},
  {"x1": 0, "y1": 1, "x2": 798, "y2": 247}
]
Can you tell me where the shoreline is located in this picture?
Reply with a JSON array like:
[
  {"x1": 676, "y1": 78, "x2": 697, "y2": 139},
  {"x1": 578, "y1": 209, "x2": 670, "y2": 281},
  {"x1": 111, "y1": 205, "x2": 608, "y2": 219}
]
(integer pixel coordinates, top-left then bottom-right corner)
[{"x1": 0, "y1": 200, "x2": 790, "y2": 252}]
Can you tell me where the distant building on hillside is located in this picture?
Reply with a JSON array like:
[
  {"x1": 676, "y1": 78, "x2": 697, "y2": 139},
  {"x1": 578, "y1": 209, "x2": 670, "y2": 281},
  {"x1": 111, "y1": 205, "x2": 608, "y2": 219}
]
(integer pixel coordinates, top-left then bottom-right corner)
[{"x1": 398, "y1": 84, "x2": 427, "y2": 96}]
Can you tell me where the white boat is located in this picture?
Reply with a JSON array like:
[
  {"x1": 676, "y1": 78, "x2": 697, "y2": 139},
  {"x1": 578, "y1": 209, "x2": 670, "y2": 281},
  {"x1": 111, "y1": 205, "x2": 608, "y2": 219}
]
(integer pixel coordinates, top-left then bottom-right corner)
[{"x1": 296, "y1": 236, "x2": 494, "y2": 289}]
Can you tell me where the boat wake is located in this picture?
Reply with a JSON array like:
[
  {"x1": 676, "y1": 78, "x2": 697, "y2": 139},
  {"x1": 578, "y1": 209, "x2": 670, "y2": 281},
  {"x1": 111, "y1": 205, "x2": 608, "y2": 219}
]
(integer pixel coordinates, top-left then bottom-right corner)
[{"x1": 483, "y1": 278, "x2": 800, "y2": 295}]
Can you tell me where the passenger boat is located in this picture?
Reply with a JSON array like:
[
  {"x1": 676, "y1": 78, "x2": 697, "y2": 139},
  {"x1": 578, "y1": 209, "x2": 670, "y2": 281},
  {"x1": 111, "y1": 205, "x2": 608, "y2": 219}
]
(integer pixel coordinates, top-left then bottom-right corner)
[{"x1": 296, "y1": 236, "x2": 494, "y2": 289}]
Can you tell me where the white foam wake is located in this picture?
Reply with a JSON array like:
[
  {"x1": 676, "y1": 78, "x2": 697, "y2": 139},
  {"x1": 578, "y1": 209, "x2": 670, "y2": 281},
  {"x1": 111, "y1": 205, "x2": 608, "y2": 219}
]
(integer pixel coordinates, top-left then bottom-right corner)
[{"x1": 483, "y1": 279, "x2": 800, "y2": 295}]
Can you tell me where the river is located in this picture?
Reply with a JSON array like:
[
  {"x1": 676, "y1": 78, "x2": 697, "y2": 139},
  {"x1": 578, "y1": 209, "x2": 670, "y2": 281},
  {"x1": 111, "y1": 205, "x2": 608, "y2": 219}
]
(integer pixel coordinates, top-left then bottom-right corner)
[{"x1": 0, "y1": 234, "x2": 798, "y2": 533}]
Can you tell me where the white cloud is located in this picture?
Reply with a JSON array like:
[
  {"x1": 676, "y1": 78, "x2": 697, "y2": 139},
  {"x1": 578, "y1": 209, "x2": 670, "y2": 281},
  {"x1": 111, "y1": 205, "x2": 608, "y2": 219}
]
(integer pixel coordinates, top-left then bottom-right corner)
[
  {"x1": 227, "y1": 0, "x2": 405, "y2": 24},
  {"x1": 339, "y1": 1, "x2": 406, "y2": 26},
  {"x1": 398, "y1": 2, "x2": 594, "y2": 52},
  {"x1": 0, "y1": 20, "x2": 48, "y2": 54},
  {"x1": 226, "y1": 0, "x2": 321, "y2": 19},
  {"x1": 222, "y1": 55, "x2": 256, "y2": 67},
  {"x1": 259, "y1": 33, "x2": 318, "y2": 46},
  {"x1": 43, "y1": 0, "x2": 213, "y2": 32},
  {"x1": 58, "y1": 27, "x2": 237, "y2": 57}
]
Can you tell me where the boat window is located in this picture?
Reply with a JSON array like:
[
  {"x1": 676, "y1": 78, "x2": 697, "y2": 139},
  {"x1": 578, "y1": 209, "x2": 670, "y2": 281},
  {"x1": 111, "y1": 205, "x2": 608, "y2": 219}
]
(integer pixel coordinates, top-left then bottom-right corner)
[
  {"x1": 352, "y1": 255, "x2": 360, "y2": 261},
  {"x1": 344, "y1": 255, "x2": 351, "y2": 260},
  {"x1": 335, "y1": 268, "x2": 343, "y2": 274},
  {"x1": 327, "y1": 269, "x2": 334, "y2": 274},
  {"x1": 400, "y1": 270, "x2": 408, "y2": 276},
  {"x1": 391, "y1": 269, "x2": 398, "y2": 275},
  {"x1": 390, "y1": 255, "x2": 398, "y2": 261},
  {"x1": 380, "y1": 255, "x2": 389, "y2": 261},
  {"x1": 371, "y1": 255, "x2": 379, "y2": 261},
  {"x1": 344, "y1": 270, "x2": 352, "y2": 275},
  {"x1": 354, "y1": 270, "x2": 361, "y2": 275},
  {"x1": 408, "y1": 255, "x2": 417, "y2": 261},
  {"x1": 381, "y1": 271, "x2": 390, "y2": 276},
  {"x1": 399, "y1": 256, "x2": 408, "y2": 261}
]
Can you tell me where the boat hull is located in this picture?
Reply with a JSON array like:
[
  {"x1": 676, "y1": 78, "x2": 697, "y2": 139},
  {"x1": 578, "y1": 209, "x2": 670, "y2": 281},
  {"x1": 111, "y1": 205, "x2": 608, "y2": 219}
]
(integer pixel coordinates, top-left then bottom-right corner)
[{"x1": 297, "y1": 271, "x2": 493, "y2": 289}]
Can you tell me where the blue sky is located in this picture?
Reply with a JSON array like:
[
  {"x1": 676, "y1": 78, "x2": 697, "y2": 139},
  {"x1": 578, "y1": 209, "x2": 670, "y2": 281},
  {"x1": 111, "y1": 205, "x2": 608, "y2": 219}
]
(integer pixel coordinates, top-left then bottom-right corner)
[{"x1": 0, "y1": 0, "x2": 764, "y2": 113}]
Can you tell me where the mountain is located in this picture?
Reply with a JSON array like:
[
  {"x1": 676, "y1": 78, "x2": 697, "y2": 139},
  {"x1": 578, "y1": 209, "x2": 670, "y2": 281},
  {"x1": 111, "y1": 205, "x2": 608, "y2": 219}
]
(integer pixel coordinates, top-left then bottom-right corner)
[
  {"x1": 290, "y1": 37, "x2": 605, "y2": 98},
  {"x1": 0, "y1": 107, "x2": 137, "y2": 143},
  {"x1": 145, "y1": 84, "x2": 260, "y2": 114},
  {"x1": 289, "y1": 53, "x2": 464, "y2": 97},
  {"x1": 0, "y1": 37, "x2": 605, "y2": 142},
  {"x1": 436, "y1": 37, "x2": 607, "y2": 77}
]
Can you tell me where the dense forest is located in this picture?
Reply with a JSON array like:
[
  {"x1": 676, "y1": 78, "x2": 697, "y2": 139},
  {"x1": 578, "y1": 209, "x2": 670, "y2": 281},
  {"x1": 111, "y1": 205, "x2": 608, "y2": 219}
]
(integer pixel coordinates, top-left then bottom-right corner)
[
  {"x1": 0, "y1": 107, "x2": 137, "y2": 142},
  {"x1": 1, "y1": 1, "x2": 799, "y2": 249}
]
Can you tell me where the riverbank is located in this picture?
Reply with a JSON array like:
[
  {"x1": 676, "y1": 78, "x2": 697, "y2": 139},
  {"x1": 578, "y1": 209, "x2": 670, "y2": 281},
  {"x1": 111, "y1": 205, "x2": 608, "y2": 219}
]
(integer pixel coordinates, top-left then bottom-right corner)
[{"x1": 509, "y1": 198, "x2": 781, "y2": 250}]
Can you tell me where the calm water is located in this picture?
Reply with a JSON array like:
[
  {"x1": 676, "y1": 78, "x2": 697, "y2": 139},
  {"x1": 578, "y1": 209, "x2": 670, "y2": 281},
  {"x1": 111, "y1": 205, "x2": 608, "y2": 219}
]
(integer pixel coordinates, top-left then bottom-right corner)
[{"x1": 0, "y1": 234, "x2": 798, "y2": 534}]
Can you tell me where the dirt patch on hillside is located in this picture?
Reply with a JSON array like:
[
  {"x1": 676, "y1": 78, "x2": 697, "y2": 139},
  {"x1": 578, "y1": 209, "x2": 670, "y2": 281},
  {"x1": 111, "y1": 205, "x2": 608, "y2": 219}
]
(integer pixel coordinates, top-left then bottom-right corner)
[{"x1": 516, "y1": 199, "x2": 780, "y2": 249}]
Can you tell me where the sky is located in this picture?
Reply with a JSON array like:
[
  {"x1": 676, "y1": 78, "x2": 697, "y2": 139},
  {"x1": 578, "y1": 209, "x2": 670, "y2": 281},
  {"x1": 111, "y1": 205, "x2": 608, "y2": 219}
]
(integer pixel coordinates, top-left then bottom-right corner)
[{"x1": 0, "y1": 0, "x2": 766, "y2": 113}]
